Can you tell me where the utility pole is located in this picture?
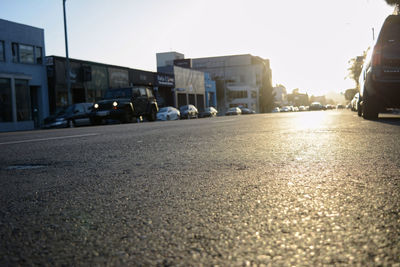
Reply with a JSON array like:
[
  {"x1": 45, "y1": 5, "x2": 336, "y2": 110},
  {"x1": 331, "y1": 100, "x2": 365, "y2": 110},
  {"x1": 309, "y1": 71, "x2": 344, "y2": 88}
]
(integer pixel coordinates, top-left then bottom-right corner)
[{"x1": 63, "y1": 0, "x2": 72, "y2": 106}]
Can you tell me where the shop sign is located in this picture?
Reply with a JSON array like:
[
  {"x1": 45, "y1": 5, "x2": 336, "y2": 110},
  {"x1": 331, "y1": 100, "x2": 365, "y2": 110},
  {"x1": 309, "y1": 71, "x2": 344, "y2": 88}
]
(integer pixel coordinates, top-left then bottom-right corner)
[{"x1": 157, "y1": 74, "x2": 174, "y2": 86}]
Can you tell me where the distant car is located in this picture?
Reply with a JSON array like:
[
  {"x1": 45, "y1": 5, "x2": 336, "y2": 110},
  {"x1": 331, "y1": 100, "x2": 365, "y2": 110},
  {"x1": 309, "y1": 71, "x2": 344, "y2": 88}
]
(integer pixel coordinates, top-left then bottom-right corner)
[
  {"x1": 336, "y1": 104, "x2": 345, "y2": 109},
  {"x1": 280, "y1": 106, "x2": 290, "y2": 112},
  {"x1": 179, "y1": 104, "x2": 198, "y2": 119},
  {"x1": 239, "y1": 107, "x2": 255, "y2": 114},
  {"x1": 198, "y1": 107, "x2": 218, "y2": 118},
  {"x1": 325, "y1": 104, "x2": 335, "y2": 110},
  {"x1": 350, "y1": 93, "x2": 360, "y2": 112},
  {"x1": 156, "y1": 106, "x2": 180, "y2": 121},
  {"x1": 43, "y1": 103, "x2": 93, "y2": 128},
  {"x1": 299, "y1": 106, "x2": 306, "y2": 111},
  {"x1": 225, "y1": 107, "x2": 242, "y2": 115},
  {"x1": 309, "y1": 102, "x2": 324, "y2": 111},
  {"x1": 272, "y1": 107, "x2": 280, "y2": 113},
  {"x1": 359, "y1": 15, "x2": 400, "y2": 120}
]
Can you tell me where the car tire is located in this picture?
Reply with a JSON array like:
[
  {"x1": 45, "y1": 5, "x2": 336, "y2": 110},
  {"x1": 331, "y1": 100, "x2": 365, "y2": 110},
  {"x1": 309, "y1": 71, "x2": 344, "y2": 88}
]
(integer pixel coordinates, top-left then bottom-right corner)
[
  {"x1": 147, "y1": 107, "x2": 157, "y2": 121},
  {"x1": 68, "y1": 120, "x2": 75, "y2": 128},
  {"x1": 123, "y1": 108, "x2": 134, "y2": 123},
  {"x1": 357, "y1": 101, "x2": 362, "y2": 117},
  {"x1": 362, "y1": 92, "x2": 379, "y2": 120}
]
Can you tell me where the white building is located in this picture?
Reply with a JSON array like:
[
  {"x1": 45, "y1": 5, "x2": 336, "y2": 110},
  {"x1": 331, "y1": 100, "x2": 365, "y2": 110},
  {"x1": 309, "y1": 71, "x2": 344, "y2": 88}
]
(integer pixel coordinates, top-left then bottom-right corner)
[
  {"x1": 191, "y1": 54, "x2": 272, "y2": 113},
  {"x1": 273, "y1": 85, "x2": 287, "y2": 106},
  {"x1": 0, "y1": 19, "x2": 49, "y2": 132}
]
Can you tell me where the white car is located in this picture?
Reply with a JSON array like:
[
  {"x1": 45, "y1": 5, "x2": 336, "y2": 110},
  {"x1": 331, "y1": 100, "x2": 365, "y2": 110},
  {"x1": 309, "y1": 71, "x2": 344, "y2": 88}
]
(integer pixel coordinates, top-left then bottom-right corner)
[{"x1": 156, "y1": 106, "x2": 180, "y2": 121}]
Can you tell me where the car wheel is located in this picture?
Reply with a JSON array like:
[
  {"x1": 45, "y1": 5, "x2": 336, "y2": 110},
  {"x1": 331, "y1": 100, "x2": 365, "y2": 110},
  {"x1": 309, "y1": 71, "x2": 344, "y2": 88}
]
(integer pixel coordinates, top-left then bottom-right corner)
[
  {"x1": 362, "y1": 92, "x2": 379, "y2": 120},
  {"x1": 357, "y1": 101, "x2": 362, "y2": 117},
  {"x1": 147, "y1": 107, "x2": 157, "y2": 121},
  {"x1": 68, "y1": 120, "x2": 75, "y2": 128},
  {"x1": 123, "y1": 108, "x2": 134, "y2": 123}
]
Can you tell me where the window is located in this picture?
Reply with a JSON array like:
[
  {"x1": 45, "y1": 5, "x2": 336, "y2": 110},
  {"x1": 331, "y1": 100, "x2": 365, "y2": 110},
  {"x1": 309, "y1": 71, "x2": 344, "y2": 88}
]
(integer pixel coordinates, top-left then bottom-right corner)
[
  {"x1": 11, "y1": 43, "x2": 41, "y2": 64},
  {"x1": 146, "y1": 88, "x2": 154, "y2": 98},
  {"x1": 0, "y1": 41, "x2": 4, "y2": 62},
  {"x1": 19, "y1": 44, "x2": 34, "y2": 64},
  {"x1": 35, "y1": 47, "x2": 42, "y2": 64},
  {"x1": 0, "y1": 78, "x2": 13, "y2": 122},
  {"x1": 12, "y1": 43, "x2": 19, "y2": 63},
  {"x1": 15, "y1": 79, "x2": 31, "y2": 121},
  {"x1": 229, "y1": 90, "x2": 248, "y2": 99}
]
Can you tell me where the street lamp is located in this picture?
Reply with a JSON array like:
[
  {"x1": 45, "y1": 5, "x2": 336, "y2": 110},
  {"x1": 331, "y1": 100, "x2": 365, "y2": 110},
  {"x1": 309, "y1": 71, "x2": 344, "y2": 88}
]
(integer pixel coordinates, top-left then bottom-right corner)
[{"x1": 63, "y1": 0, "x2": 72, "y2": 106}]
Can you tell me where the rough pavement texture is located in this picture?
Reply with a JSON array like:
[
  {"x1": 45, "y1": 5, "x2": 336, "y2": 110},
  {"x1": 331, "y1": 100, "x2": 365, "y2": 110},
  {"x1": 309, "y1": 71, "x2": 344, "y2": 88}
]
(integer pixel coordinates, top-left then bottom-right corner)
[{"x1": 0, "y1": 111, "x2": 399, "y2": 266}]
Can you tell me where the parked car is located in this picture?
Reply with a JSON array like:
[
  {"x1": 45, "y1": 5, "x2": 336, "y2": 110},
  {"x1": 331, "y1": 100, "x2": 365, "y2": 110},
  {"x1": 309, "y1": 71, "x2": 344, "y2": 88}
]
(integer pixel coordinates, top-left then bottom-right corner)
[
  {"x1": 43, "y1": 103, "x2": 93, "y2": 128},
  {"x1": 336, "y1": 104, "x2": 345, "y2": 109},
  {"x1": 91, "y1": 87, "x2": 158, "y2": 124},
  {"x1": 225, "y1": 107, "x2": 242, "y2": 116},
  {"x1": 156, "y1": 106, "x2": 180, "y2": 121},
  {"x1": 272, "y1": 107, "x2": 280, "y2": 113},
  {"x1": 280, "y1": 106, "x2": 291, "y2": 112},
  {"x1": 350, "y1": 93, "x2": 360, "y2": 112},
  {"x1": 299, "y1": 106, "x2": 306, "y2": 111},
  {"x1": 309, "y1": 102, "x2": 324, "y2": 111},
  {"x1": 179, "y1": 104, "x2": 198, "y2": 119},
  {"x1": 198, "y1": 107, "x2": 218, "y2": 118},
  {"x1": 359, "y1": 15, "x2": 400, "y2": 120},
  {"x1": 239, "y1": 107, "x2": 256, "y2": 114}
]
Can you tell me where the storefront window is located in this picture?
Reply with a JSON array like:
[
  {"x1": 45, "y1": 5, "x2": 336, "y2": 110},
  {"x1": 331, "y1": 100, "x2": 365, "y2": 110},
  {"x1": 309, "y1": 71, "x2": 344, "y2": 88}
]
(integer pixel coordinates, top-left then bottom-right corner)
[
  {"x1": 15, "y1": 79, "x2": 31, "y2": 121},
  {"x1": 19, "y1": 44, "x2": 34, "y2": 64},
  {"x1": 0, "y1": 78, "x2": 12, "y2": 122},
  {"x1": 56, "y1": 92, "x2": 68, "y2": 109}
]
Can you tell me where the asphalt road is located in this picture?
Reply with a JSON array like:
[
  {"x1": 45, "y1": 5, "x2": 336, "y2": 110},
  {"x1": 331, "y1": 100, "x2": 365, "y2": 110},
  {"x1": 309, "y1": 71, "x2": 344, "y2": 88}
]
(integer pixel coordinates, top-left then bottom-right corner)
[{"x1": 0, "y1": 110, "x2": 399, "y2": 266}]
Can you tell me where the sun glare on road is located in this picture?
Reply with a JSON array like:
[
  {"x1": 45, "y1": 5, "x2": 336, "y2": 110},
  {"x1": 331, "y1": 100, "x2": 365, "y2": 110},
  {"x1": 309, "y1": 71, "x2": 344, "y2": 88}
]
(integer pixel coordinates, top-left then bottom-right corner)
[{"x1": 293, "y1": 111, "x2": 329, "y2": 130}]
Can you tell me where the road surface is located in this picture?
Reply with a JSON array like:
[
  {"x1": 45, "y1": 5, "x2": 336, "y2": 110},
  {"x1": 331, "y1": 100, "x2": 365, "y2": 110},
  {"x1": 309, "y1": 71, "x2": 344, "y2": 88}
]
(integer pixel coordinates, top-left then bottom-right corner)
[{"x1": 0, "y1": 110, "x2": 399, "y2": 266}]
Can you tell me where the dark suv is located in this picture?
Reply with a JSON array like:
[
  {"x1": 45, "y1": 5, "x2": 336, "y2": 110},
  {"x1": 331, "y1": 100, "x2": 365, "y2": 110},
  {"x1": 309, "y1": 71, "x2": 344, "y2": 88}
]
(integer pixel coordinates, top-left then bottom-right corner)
[
  {"x1": 91, "y1": 87, "x2": 158, "y2": 124},
  {"x1": 359, "y1": 15, "x2": 400, "y2": 120}
]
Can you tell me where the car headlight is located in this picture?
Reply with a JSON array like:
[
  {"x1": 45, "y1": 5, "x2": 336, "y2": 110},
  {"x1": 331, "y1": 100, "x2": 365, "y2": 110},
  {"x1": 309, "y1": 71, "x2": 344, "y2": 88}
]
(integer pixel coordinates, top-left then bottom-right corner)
[
  {"x1": 94, "y1": 103, "x2": 99, "y2": 109},
  {"x1": 113, "y1": 101, "x2": 118, "y2": 107}
]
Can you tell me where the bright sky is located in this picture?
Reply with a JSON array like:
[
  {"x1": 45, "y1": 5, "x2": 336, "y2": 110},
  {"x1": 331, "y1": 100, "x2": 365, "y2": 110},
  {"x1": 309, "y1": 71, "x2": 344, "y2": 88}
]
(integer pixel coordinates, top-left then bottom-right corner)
[{"x1": 0, "y1": 0, "x2": 395, "y2": 96}]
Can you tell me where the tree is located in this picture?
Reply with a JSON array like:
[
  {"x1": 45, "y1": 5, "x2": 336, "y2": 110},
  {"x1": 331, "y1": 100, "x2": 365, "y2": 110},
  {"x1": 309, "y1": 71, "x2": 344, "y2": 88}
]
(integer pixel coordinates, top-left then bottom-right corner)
[
  {"x1": 346, "y1": 49, "x2": 369, "y2": 90},
  {"x1": 384, "y1": 0, "x2": 400, "y2": 6},
  {"x1": 345, "y1": 88, "x2": 358, "y2": 101},
  {"x1": 259, "y1": 67, "x2": 275, "y2": 113}
]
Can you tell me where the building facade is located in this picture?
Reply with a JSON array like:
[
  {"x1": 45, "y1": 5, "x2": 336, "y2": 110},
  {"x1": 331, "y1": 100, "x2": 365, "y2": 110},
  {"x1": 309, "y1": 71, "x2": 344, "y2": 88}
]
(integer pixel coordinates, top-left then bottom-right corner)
[
  {"x1": 204, "y1": 72, "x2": 216, "y2": 108},
  {"x1": 156, "y1": 52, "x2": 206, "y2": 111},
  {"x1": 191, "y1": 54, "x2": 272, "y2": 113},
  {"x1": 0, "y1": 19, "x2": 49, "y2": 132}
]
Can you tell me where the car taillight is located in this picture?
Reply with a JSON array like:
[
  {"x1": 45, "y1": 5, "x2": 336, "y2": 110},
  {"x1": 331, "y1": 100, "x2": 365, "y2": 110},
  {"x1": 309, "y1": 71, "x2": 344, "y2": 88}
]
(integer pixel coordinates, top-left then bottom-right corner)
[{"x1": 372, "y1": 45, "x2": 382, "y2": 67}]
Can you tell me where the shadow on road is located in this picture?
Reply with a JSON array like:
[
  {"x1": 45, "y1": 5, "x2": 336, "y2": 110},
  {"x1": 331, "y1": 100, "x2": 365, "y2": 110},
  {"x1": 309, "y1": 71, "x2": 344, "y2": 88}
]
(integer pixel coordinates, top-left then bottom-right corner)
[{"x1": 376, "y1": 116, "x2": 400, "y2": 126}]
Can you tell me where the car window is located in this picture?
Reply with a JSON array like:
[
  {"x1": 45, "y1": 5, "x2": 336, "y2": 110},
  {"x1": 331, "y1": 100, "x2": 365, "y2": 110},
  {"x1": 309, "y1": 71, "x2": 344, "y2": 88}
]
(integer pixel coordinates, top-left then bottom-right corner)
[
  {"x1": 75, "y1": 104, "x2": 85, "y2": 113},
  {"x1": 159, "y1": 107, "x2": 168, "y2": 112},
  {"x1": 379, "y1": 16, "x2": 400, "y2": 43},
  {"x1": 105, "y1": 88, "x2": 132, "y2": 99},
  {"x1": 146, "y1": 88, "x2": 154, "y2": 98},
  {"x1": 139, "y1": 88, "x2": 146, "y2": 96}
]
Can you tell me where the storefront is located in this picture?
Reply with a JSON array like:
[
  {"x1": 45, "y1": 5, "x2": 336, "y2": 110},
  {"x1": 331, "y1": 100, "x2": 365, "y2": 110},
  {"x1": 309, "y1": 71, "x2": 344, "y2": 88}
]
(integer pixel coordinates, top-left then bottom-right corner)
[
  {"x1": 154, "y1": 73, "x2": 175, "y2": 107},
  {"x1": 0, "y1": 19, "x2": 49, "y2": 131}
]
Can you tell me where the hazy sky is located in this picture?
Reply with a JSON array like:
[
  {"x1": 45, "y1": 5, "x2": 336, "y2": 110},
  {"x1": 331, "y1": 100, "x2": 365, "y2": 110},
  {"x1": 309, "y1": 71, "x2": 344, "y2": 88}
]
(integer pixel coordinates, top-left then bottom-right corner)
[{"x1": 0, "y1": 0, "x2": 395, "y2": 95}]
